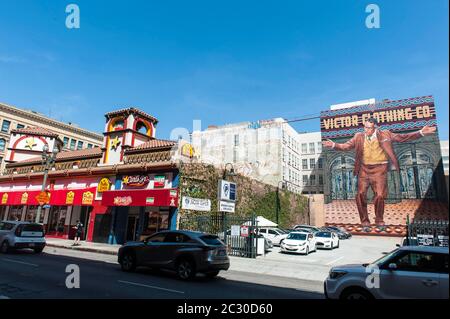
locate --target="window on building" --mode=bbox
[87,143,93,149]
[319,175,324,185]
[1,120,11,133]
[310,175,316,186]
[310,158,316,169]
[63,137,69,148]
[234,134,239,147]
[77,141,83,150]
[233,149,238,163]
[317,141,322,153]
[309,142,315,154]
[303,175,309,186]
[301,143,307,154]
[16,124,25,129]
[318,158,323,169]
[0,139,5,152]
[70,139,76,150]
[302,159,308,170]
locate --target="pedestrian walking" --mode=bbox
[73,220,84,246]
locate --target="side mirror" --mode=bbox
[396,244,401,248]
[388,263,397,270]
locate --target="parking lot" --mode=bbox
[228,235,401,284]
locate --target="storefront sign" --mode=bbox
[66,191,75,205]
[36,191,50,205]
[219,200,235,213]
[153,175,165,188]
[218,180,237,202]
[114,196,133,206]
[181,143,195,158]
[21,192,29,205]
[123,175,150,187]
[101,188,179,207]
[182,196,211,212]
[97,178,112,193]
[82,191,94,205]
[2,193,8,205]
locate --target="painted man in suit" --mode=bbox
[323,118,436,228]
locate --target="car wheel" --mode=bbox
[205,271,220,278]
[120,252,137,272]
[0,241,10,254]
[34,247,44,254]
[177,258,196,280]
[340,288,374,300]
[337,241,340,248]
[305,247,309,255]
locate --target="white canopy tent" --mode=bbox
[243,216,278,227]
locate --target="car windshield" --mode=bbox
[200,235,223,246]
[287,233,307,241]
[315,232,331,238]
[371,249,400,266]
[22,224,44,232]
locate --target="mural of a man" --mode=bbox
[323,118,436,228]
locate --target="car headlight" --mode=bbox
[329,270,347,279]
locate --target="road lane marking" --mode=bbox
[118,280,185,294]
[326,256,344,266]
[2,258,39,267]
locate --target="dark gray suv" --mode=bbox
[118,230,230,280]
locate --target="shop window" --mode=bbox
[8,206,23,221]
[25,206,43,223]
[48,206,68,233]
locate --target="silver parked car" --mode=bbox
[325,246,449,299]
[0,221,46,254]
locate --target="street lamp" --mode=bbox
[223,163,236,179]
[35,144,60,223]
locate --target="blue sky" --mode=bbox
[0,0,448,139]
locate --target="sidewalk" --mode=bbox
[45,238,120,255]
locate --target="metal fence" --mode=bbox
[179,214,258,258]
[407,219,449,247]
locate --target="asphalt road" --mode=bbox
[0,247,324,299]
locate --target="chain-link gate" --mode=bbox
[179,214,258,258]
[406,218,449,247]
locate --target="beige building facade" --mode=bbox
[0,102,103,171]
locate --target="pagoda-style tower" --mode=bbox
[102,108,158,165]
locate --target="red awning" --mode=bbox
[101,188,179,207]
[0,187,97,206]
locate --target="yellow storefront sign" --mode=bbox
[66,191,75,205]
[97,178,111,193]
[82,191,94,205]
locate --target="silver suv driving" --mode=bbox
[0,221,46,254]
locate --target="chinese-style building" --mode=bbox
[0,108,183,244]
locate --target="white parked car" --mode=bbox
[325,246,449,299]
[315,231,339,249]
[259,228,288,246]
[280,232,316,255]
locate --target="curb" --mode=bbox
[46,243,118,256]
